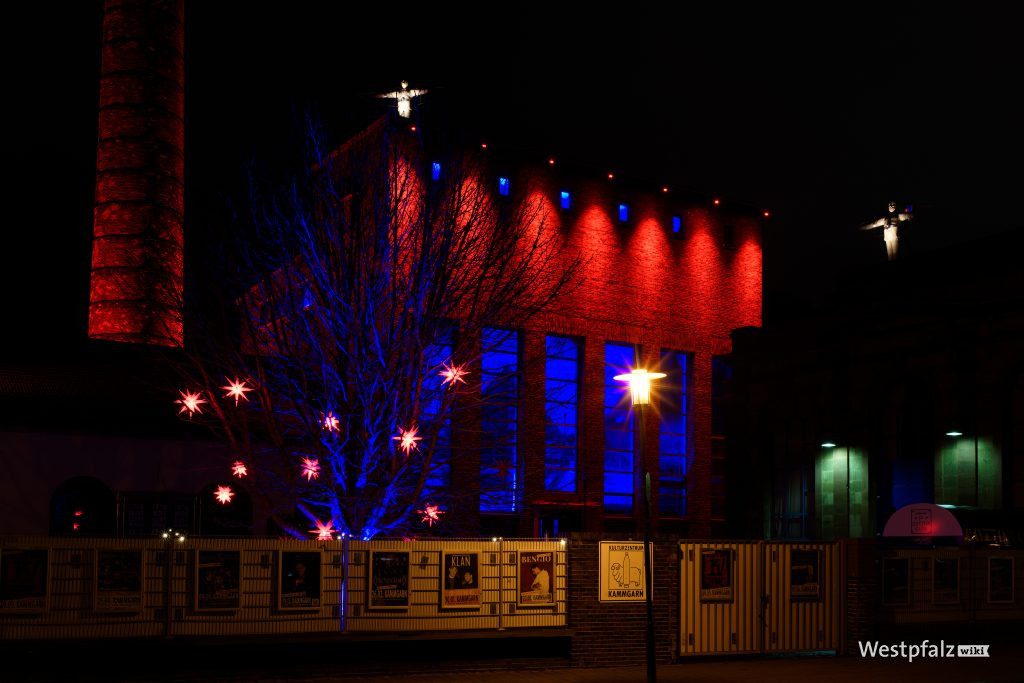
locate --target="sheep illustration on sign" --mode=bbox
[600,541,648,602]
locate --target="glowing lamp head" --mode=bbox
[548,158,556,165]
[607,172,614,180]
[946,431,963,437]
[763,210,770,218]
[612,368,667,406]
[713,198,721,206]
[821,441,837,448]
[662,186,669,193]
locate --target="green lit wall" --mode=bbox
[935,437,1001,508]
[815,447,869,538]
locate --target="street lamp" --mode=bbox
[613,367,665,683]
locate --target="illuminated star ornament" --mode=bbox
[419,503,444,527]
[393,425,422,454]
[301,457,321,481]
[214,486,235,505]
[323,412,340,432]
[495,458,513,480]
[311,519,335,541]
[377,80,428,118]
[231,461,248,478]
[176,390,207,418]
[439,361,468,387]
[861,201,913,261]
[222,378,253,406]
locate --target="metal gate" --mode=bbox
[679,541,841,656]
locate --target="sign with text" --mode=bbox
[441,551,481,609]
[700,548,733,602]
[599,541,648,602]
[517,550,555,607]
[278,551,321,611]
[369,550,409,609]
[0,549,48,613]
[95,550,143,612]
[790,549,820,601]
[195,550,240,611]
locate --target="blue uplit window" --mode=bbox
[604,342,636,513]
[545,336,580,492]
[672,215,682,234]
[432,162,441,181]
[423,324,455,494]
[618,204,629,222]
[498,177,510,197]
[560,190,572,210]
[658,350,690,517]
[481,328,519,511]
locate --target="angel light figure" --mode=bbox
[861,201,912,261]
[377,80,428,118]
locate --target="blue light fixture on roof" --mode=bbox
[618,203,629,222]
[560,190,571,210]
[672,216,681,234]
[432,162,441,181]
[498,176,510,196]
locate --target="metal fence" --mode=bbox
[879,547,1024,626]
[0,535,566,640]
[678,541,841,656]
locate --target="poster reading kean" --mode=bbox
[599,541,648,602]
[441,551,481,609]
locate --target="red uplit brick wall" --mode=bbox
[89,0,184,346]
[509,172,762,537]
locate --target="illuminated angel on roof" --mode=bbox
[861,201,912,261]
[377,80,428,118]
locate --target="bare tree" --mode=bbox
[180,113,581,539]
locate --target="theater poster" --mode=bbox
[700,548,733,602]
[790,549,820,601]
[369,550,409,609]
[440,551,480,609]
[517,550,555,607]
[278,550,321,611]
[195,550,240,611]
[599,541,648,602]
[95,550,143,612]
[0,549,48,613]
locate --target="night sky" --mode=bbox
[6,3,1022,354]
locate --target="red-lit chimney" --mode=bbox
[89,0,184,346]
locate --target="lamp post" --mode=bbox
[613,368,665,683]
[160,528,186,638]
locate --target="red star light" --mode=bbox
[323,412,340,432]
[419,504,443,527]
[176,390,207,417]
[222,378,253,406]
[439,361,468,387]
[495,458,513,480]
[311,519,335,541]
[301,457,321,481]
[393,425,422,454]
[214,486,235,504]
[231,461,248,478]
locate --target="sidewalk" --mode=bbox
[296,646,1024,683]
[5,639,1024,682]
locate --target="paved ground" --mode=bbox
[5,637,1024,682]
